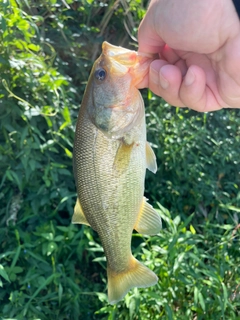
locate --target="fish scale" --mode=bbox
[74,109,145,270]
[72,41,162,304]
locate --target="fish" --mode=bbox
[72,41,162,304]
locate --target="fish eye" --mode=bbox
[95,68,106,81]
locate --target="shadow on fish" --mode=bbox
[72,41,162,304]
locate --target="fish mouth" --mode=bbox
[101,41,154,85]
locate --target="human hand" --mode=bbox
[138,0,240,111]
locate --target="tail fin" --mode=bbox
[107,256,158,304]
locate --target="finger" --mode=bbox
[180,65,223,111]
[148,60,185,107]
[161,45,188,76]
[161,45,181,64]
[138,3,165,53]
[138,23,165,53]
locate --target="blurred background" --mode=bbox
[0,0,239,319]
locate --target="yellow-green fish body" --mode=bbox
[73,42,161,304]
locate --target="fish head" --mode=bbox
[86,41,153,139]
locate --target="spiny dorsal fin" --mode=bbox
[134,197,162,235]
[146,142,157,173]
[72,198,90,226]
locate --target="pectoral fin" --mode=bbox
[113,141,134,173]
[146,142,157,173]
[72,198,90,226]
[134,197,162,235]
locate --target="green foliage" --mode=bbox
[145,98,240,223]
[0,0,240,319]
[96,206,240,319]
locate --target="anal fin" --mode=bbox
[134,197,162,235]
[72,198,90,226]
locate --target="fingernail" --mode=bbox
[184,69,195,86]
[160,71,169,89]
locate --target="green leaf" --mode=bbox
[54,235,64,242]
[222,282,228,310]
[0,13,7,33]
[164,304,173,320]
[10,273,17,281]
[58,283,63,306]
[47,242,58,256]
[28,43,40,51]
[190,224,196,234]
[0,264,10,283]
[220,204,240,212]
[64,147,72,158]
[12,266,23,273]
[198,291,206,311]
[26,273,58,305]
[10,246,21,269]
[41,232,54,240]
[17,20,30,31]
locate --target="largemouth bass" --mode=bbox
[72,41,162,304]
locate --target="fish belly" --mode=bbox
[74,111,146,272]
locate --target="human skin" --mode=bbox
[138,0,240,111]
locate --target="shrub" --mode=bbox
[0,1,239,319]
